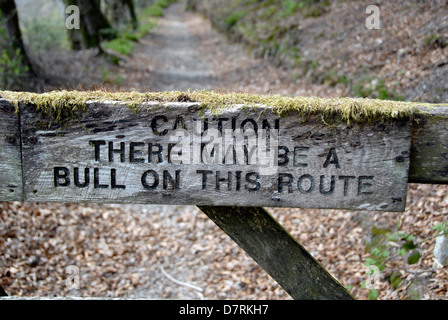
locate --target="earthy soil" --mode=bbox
[1,2,447,300]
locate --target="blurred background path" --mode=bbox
[121,2,216,91]
[117,2,333,97]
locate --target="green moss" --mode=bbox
[134,20,157,39]
[103,37,136,56]
[224,11,246,30]
[423,32,447,49]
[0,89,443,125]
[142,5,164,17]
[103,0,163,57]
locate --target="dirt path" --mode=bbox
[119,2,339,97]
[123,3,215,91]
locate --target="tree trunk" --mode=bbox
[104,0,138,30]
[104,0,122,27]
[64,0,83,50]
[0,0,33,74]
[75,0,115,49]
[123,0,138,30]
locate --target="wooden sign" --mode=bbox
[0,100,23,201]
[19,101,412,211]
[409,106,448,184]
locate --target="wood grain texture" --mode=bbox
[19,101,412,211]
[0,100,22,201]
[199,205,354,300]
[409,106,448,184]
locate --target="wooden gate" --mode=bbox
[1,90,447,299]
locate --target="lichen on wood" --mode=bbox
[0,89,445,125]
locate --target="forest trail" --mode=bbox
[117,2,336,97]
[123,3,216,91]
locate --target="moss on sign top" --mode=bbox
[0,89,442,125]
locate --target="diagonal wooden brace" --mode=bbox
[198,205,354,300]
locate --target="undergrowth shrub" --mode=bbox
[0,11,30,90]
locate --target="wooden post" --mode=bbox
[0,100,23,201]
[409,106,448,184]
[198,206,354,300]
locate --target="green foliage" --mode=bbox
[423,32,447,49]
[307,68,403,101]
[361,222,434,299]
[134,20,157,39]
[303,2,330,18]
[279,0,298,17]
[142,4,165,17]
[350,77,404,101]
[277,0,331,18]
[101,67,123,85]
[225,11,246,30]
[386,231,416,244]
[20,11,69,56]
[122,32,140,42]
[364,226,390,271]
[0,47,29,90]
[136,0,181,19]
[363,226,421,294]
[99,28,119,40]
[368,288,379,300]
[407,250,421,265]
[388,271,402,289]
[156,0,177,8]
[0,11,29,90]
[102,0,169,57]
[432,221,448,236]
[103,37,135,56]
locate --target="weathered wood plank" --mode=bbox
[198,205,353,300]
[0,100,23,201]
[409,106,448,184]
[18,101,412,211]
